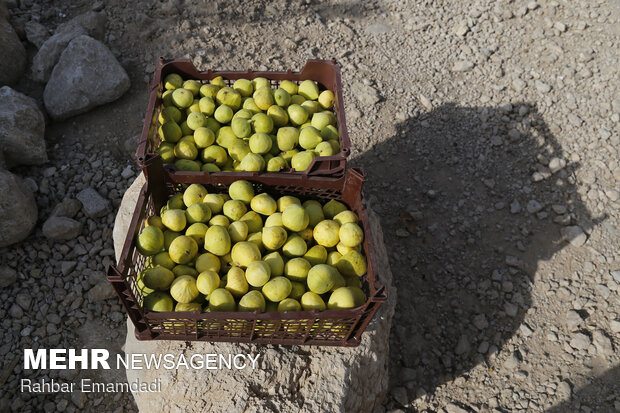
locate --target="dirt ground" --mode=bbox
[1,0,618,412]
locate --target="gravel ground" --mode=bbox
[1,0,618,412]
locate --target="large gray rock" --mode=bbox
[0,18,26,86]
[43,35,130,120]
[0,86,47,168]
[114,174,396,413]
[24,20,50,48]
[31,11,106,82]
[0,169,37,247]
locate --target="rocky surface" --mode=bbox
[0,86,47,168]
[0,15,26,85]
[43,35,130,120]
[0,169,37,247]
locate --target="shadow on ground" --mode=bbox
[352,103,597,402]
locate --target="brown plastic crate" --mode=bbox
[136,58,351,180]
[106,166,386,346]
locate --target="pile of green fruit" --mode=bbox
[155,73,341,173]
[135,181,368,313]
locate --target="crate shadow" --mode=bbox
[352,103,600,399]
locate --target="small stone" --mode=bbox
[505,302,518,317]
[0,266,17,288]
[419,94,432,111]
[61,261,77,276]
[76,187,110,218]
[520,324,534,338]
[565,310,583,330]
[477,341,489,353]
[569,332,591,350]
[365,23,391,34]
[526,200,543,213]
[42,216,82,240]
[552,205,567,214]
[71,391,87,409]
[472,314,488,330]
[547,332,558,341]
[121,166,134,179]
[557,381,572,399]
[9,304,23,318]
[554,22,567,32]
[548,157,566,173]
[595,284,610,299]
[395,229,409,237]
[0,170,38,247]
[452,61,474,72]
[592,330,613,356]
[560,226,587,247]
[535,80,551,93]
[453,23,469,37]
[391,386,408,406]
[610,270,620,284]
[87,282,116,302]
[527,1,539,10]
[512,78,526,91]
[503,351,520,369]
[52,198,83,219]
[610,320,620,334]
[455,335,470,354]
[445,403,469,413]
[510,200,521,214]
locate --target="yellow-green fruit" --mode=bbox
[146,216,164,230]
[183,79,201,96]
[315,141,334,157]
[337,242,360,256]
[323,199,348,219]
[267,156,287,172]
[153,251,175,270]
[238,290,266,312]
[159,105,182,124]
[172,88,194,108]
[163,230,181,250]
[143,291,174,312]
[243,97,261,113]
[251,193,277,215]
[318,89,335,109]
[277,196,301,211]
[137,226,164,256]
[278,298,301,312]
[162,90,174,106]
[200,84,220,98]
[159,121,182,143]
[284,257,311,282]
[162,209,186,232]
[339,223,364,247]
[265,301,278,312]
[307,264,339,294]
[225,267,249,297]
[326,251,342,266]
[313,219,340,247]
[183,184,207,207]
[252,77,270,90]
[345,275,362,289]
[196,270,220,296]
[223,199,247,221]
[216,87,242,110]
[272,87,290,106]
[164,73,183,90]
[298,80,319,100]
[301,100,321,115]
[245,260,271,287]
[262,226,287,250]
[282,234,307,257]
[233,79,254,97]
[214,104,234,123]
[205,117,221,133]
[322,125,339,141]
[333,210,358,225]
[209,214,230,228]
[246,231,264,251]
[291,150,315,172]
[231,241,261,268]
[231,117,252,139]
[240,211,263,233]
[229,180,254,203]
[287,104,309,126]
[304,245,327,266]
[187,100,201,114]
[228,220,249,242]
[290,94,305,105]
[186,202,212,224]
[208,288,236,311]
[180,121,193,136]
[281,149,299,163]
[262,276,292,302]
[216,127,239,149]
[276,127,299,151]
[264,212,283,227]
[143,266,175,290]
[168,193,184,209]
[253,87,274,111]
[280,80,298,95]
[262,251,284,277]
[203,194,225,214]
[327,287,359,309]
[302,200,325,228]
[299,126,322,149]
[288,282,306,301]
[297,228,313,243]
[311,111,332,131]
[187,112,206,130]
[172,265,198,277]
[170,275,200,304]
[168,235,198,264]
[282,204,309,232]
[267,105,288,127]
[156,144,175,163]
[174,159,201,171]
[196,253,221,273]
[251,113,274,134]
[194,127,215,148]
[204,225,231,256]
[300,291,326,311]
[175,302,202,312]
[210,76,226,88]
[185,223,208,245]
[202,145,228,166]
[249,133,272,154]
[174,140,198,160]
[336,250,367,277]
[198,97,216,116]
[239,153,265,172]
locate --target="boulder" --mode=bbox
[0,169,37,247]
[114,174,396,413]
[0,18,26,86]
[24,20,50,48]
[31,11,106,82]
[43,35,130,120]
[0,86,47,168]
